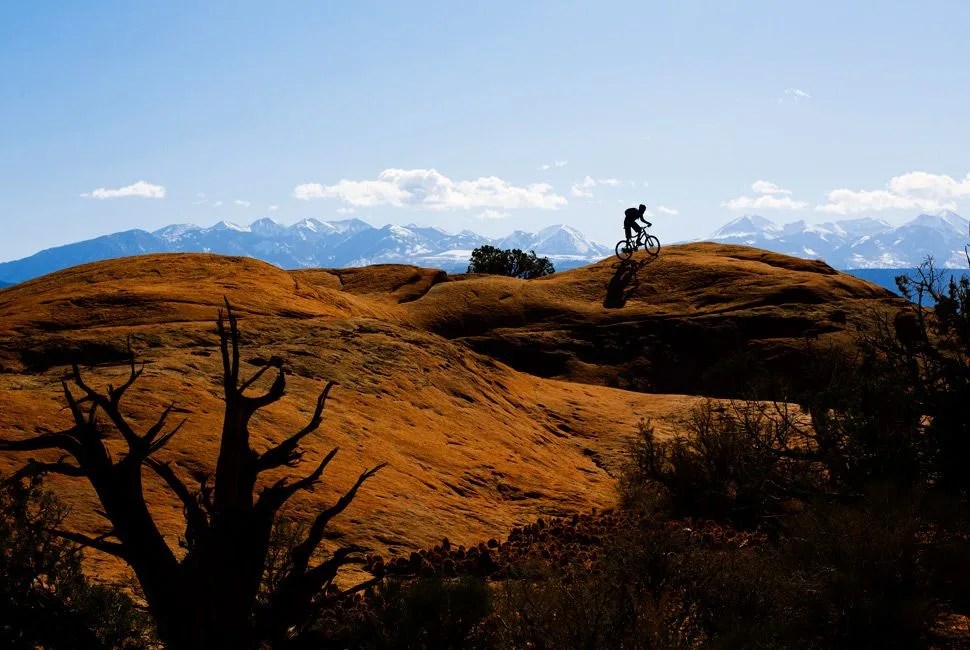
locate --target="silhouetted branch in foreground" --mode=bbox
[0,301,386,649]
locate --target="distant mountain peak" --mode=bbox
[906,210,968,235]
[291,217,328,231]
[208,220,250,232]
[153,223,201,241]
[406,223,449,235]
[250,218,287,235]
[707,211,969,269]
[711,215,780,239]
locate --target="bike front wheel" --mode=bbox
[643,235,661,257]
[615,239,634,261]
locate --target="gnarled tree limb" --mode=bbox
[257,382,336,472]
[52,529,128,560]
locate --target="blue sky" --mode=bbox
[2,1,969,261]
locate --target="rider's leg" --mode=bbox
[624,223,633,241]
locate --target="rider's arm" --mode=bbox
[642,216,653,228]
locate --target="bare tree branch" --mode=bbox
[242,370,286,411]
[143,402,176,446]
[51,529,128,560]
[257,382,336,472]
[14,457,86,479]
[199,473,214,516]
[288,463,387,575]
[239,364,274,393]
[218,309,234,391]
[108,344,144,407]
[147,420,186,457]
[71,362,142,448]
[223,298,241,387]
[146,458,208,545]
[301,546,368,594]
[339,575,383,599]
[257,448,340,517]
[61,381,87,427]
[0,432,82,455]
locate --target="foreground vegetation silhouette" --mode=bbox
[0,303,385,649]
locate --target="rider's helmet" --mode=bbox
[638,204,647,215]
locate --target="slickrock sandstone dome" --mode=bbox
[0,244,903,580]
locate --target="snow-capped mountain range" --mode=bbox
[707,210,970,269]
[0,218,613,285]
[4,210,967,287]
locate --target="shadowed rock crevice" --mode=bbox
[461,312,844,398]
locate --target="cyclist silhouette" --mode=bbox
[623,204,652,242]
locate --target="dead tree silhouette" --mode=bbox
[0,302,386,649]
[604,255,656,308]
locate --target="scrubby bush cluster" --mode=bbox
[467,245,555,279]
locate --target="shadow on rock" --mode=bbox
[604,256,656,309]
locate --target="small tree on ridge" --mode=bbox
[467,245,555,279]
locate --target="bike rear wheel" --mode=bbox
[643,234,661,256]
[615,239,634,261]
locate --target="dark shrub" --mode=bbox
[467,245,554,279]
[310,576,493,649]
[0,475,154,649]
[621,403,818,526]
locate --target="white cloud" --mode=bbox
[234,199,251,207]
[751,180,792,195]
[81,180,166,200]
[571,177,596,198]
[477,209,510,219]
[213,200,223,207]
[779,87,811,103]
[816,171,970,214]
[723,194,808,210]
[268,205,279,212]
[724,180,807,210]
[657,205,679,216]
[537,159,568,171]
[816,190,943,214]
[571,176,622,198]
[887,171,970,200]
[294,168,567,210]
[336,207,356,214]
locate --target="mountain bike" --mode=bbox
[615,229,661,261]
